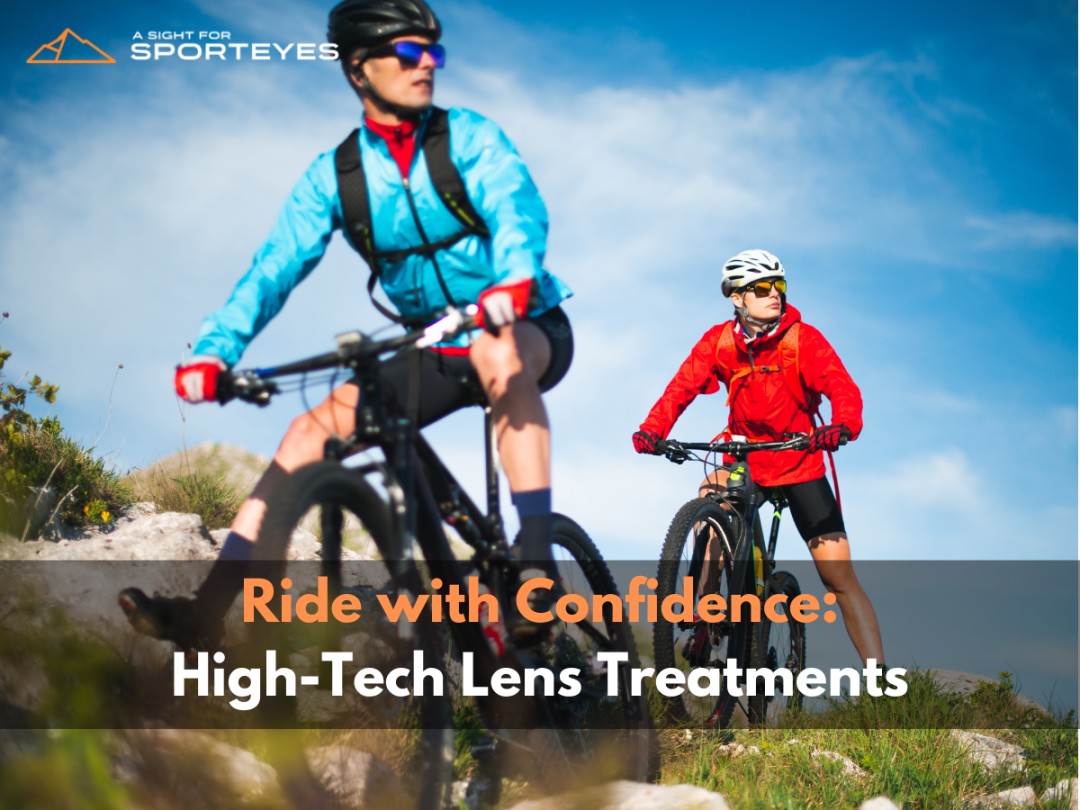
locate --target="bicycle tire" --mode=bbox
[544,513,660,784]
[257,461,453,810]
[652,498,751,730]
[748,570,806,727]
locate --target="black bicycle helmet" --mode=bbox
[328,0,441,59]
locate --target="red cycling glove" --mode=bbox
[475,278,534,335]
[808,424,850,453]
[175,357,226,404]
[632,430,662,455]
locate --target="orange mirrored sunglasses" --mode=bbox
[742,278,787,297]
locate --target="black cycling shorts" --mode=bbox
[778,476,846,541]
[371,306,573,429]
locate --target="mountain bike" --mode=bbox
[219,306,657,808]
[649,435,824,730]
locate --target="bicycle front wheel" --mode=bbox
[257,460,453,810]
[541,513,659,784]
[748,570,806,726]
[652,497,747,730]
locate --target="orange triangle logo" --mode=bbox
[27,28,116,64]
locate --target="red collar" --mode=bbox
[365,117,417,178]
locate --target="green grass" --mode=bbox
[0,416,134,538]
[1,611,1075,810]
[653,671,1077,810]
[792,670,1071,731]
[127,468,245,530]
[0,344,133,538]
[658,725,1076,810]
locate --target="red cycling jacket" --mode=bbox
[638,305,863,486]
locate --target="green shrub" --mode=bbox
[0,346,132,538]
[131,468,244,530]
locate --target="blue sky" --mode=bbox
[2,0,1077,565]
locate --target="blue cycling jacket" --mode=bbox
[192,106,572,365]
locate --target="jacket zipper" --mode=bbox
[403,176,456,309]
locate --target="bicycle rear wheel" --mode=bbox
[652,497,748,730]
[257,460,453,810]
[544,513,659,784]
[748,570,806,726]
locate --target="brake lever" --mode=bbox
[656,441,689,465]
[784,432,811,451]
[224,371,277,407]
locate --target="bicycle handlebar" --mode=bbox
[216,305,479,406]
[656,433,840,464]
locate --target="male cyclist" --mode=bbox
[632,249,884,666]
[120,0,572,648]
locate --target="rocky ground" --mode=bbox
[0,500,1074,809]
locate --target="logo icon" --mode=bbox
[27,28,115,64]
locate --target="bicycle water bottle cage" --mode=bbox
[722,461,754,506]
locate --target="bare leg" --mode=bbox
[807,532,885,665]
[470,321,556,642]
[229,383,360,544]
[119,382,365,640]
[469,321,552,493]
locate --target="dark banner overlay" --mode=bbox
[0,560,1075,730]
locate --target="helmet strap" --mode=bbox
[734,297,784,337]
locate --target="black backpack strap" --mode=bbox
[336,128,409,324]
[333,109,490,326]
[335,129,376,267]
[422,107,490,238]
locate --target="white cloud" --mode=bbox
[964,212,1076,250]
[853,448,984,510]
[188,0,326,43]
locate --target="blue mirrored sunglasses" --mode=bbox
[368,41,446,68]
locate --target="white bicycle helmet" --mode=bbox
[721,249,786,296]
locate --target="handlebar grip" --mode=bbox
[215,372,236,405]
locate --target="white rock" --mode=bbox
[811,749,867,779]
[115,728,279,802]
[859,798,902,810]
[507,780,731,809]
[1040,778,1077,809]
[929,669,1048,716]
[950,731,1026,772]
[306,745,406,809]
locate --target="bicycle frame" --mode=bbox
[661,438,804,676]
[707,461,788,588]
[223,308,641,737]
[225,310,516,687]
[334,369,517,693]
